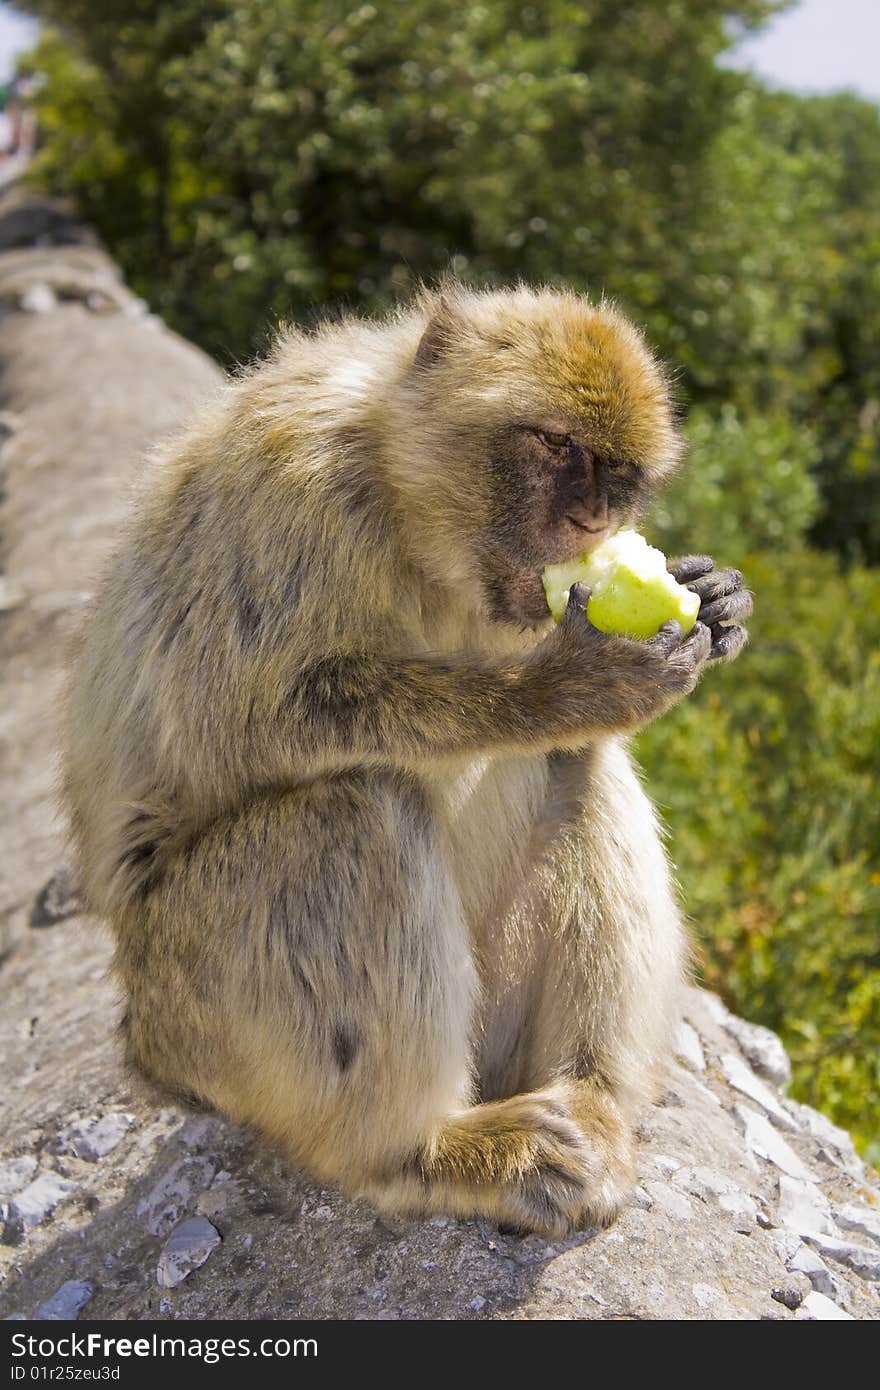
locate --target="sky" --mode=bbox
[723,0,880,99]
[0,1,879,95]
[0,5,35,84]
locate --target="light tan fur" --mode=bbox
[62,282,737,1235]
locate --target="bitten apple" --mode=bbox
[542,530,700,639]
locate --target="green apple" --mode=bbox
[542,530,701,639]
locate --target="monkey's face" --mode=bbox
[481,420,653,625]
[396,286,683,628]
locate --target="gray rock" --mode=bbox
[157,1217,221,1289]
[787,1242,839,1298]
[796,1291,854,1320]
[721,1054,796,1131]
[803,1233,880,1282]
[36,1281,94,1320]
[720,1013,792,1087]
[57,1113,135,1162]
[735,1106,815,1181]
[771,1284,805,1310]
[833,1202,880,1248]
[136,1157,216,1236]
[783,1100,865,1178]
[674,1020,706,1072]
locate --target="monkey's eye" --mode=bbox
[535,430,571,451]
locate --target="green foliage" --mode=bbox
[653,407,821,558]
[15,0,880,1151]
[638,543,880,1154]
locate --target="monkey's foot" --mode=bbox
[365,1083,635,1238]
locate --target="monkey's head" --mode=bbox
[385,283,683,627]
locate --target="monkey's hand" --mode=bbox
[540,582,712,735]
[667,555,751,663]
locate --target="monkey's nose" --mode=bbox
[566,498,608,532]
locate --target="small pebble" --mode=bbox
[157,1216,221,1289]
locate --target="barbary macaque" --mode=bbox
[62,283,750,1233]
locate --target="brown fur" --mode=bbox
[62,282,742,1235]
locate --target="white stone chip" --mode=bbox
[157,1216,221,1289]
[0,1156,39,1200]
[674,1166,757,1232]
[642,1181,695,1221]
[721,1014,791,1087]
[691,1283,725,1310]
[720,1053,796,1131]
[796,1291,854,1320]
[57,1113,135,1162]
[833,1202,880,1248]
[735,1105,815,1182]
[6,1172,75,1229]
[674,1020,706,1072]
[777,1173,837,1239]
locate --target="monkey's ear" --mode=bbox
[414,295,456,369]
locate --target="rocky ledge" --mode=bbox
[1,186,878,1321]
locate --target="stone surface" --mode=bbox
[674,1020,706,1072]
[721,1053,796,1131]
[0,1157,38,1199]
[0,186,878,1322]
[735,1106,815,1182]
[4,1172,75,1232]
[784,1100,865,1179]
[796,1291,854,1320]
[834,1202,880,1248]
[721,1013,793,1087]
[787,1242,838,1298]
[777,1173,836,1239]
[136,1158,218,1237]
[803,1233,880,1282]
[57,1114,135,1163]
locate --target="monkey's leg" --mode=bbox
[116,773,612,1236]
[489,738,688,1218]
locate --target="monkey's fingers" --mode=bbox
[678,621,712,669]
[645,620,684,656]
[667,554,714,583]
[686,566,745,603]
[561,581,592,624]
[708,624,748,663]
[699,587,753,628]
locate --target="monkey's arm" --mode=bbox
[271,603,710,769]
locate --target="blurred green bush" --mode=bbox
[16,0,880,1156]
